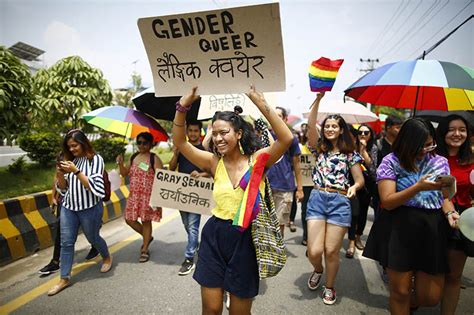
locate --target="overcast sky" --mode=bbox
[1,0,473,116]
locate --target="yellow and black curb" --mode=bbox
[0,186,129,267]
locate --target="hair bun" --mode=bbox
[234,106,243,115]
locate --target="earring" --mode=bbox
[239,140,245,155]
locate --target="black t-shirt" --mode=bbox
[177,143,205,174]
[377,138,392,167]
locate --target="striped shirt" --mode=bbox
[62,154,105,211]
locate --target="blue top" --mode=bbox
[178,143,205,174]
[377,153,449,209]
[267,134,301,191]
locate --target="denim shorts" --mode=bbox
[306,189,352,227]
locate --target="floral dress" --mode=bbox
[125,162,162,222]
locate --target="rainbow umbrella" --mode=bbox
[82,106,168,142]
[344,60,474,114]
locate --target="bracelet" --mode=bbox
[176,101,190,113]
[173,121,185,127]
[445,210,457,217]
[74,170,81,175]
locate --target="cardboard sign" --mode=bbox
[138,3,285,96]
[150,169,214,215]
[299,154,315,187]
[197,92,279,120]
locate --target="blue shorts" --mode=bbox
[306,189,352,227]
[193,216,259,299]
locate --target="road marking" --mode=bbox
[0,210,180,314]
[358,254,389,296]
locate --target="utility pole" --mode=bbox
[359,58,379,73]
[357,58,380,111]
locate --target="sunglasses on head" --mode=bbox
[358,130,370,136]
[137,140,150,145]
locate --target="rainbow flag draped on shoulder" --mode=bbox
[309,57,344,92]
[233,153,270,231]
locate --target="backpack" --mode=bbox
[103,170,111,201]
[130,152,156,172]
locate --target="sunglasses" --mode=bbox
[358,130,370,136]
[137,140,150,145]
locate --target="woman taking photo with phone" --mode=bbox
[172,85,293,315]
[48,129,112,296]
[363,118,458,314]
[436,114,474,314]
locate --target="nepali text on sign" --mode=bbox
[138,3,285,96]
[150,169,214,215]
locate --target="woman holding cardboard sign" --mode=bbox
[172,85,292,314]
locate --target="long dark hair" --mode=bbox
[62,129,95,161]
[392,118,436,172]
[318,114,355,154]
[357,124,375,151]
[209,106,261,156]
[436,114,473,165]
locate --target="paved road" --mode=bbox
[0,146,29,167]
[0,209,473,314]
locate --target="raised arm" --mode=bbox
[307,92,325,149]
[246,85,293,168]
[172,87,215,174]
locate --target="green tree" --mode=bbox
[0,46,33,143]
[113,71,143,108]
[33,56,113,131]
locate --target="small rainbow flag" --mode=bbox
[309,57,344,92]
[233,153,270,231]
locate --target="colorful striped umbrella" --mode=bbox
[82,106,168,142]
[309,57,344,92]
[344,60,474,113]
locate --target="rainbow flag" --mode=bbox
[233,153,270,231]
[309,57,344,92]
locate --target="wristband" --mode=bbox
[176,101,191,113]
[74,170,81,175]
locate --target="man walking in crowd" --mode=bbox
[267,106,304,237]
[169,120,209,276]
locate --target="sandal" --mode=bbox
[345,248,355,259]
[139,251,150,263]
[289,222,297,233]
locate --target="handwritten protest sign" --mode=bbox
[150,169,214,215]
[299,154,315,187]
[138,3,285,96]
[197,92,279,120]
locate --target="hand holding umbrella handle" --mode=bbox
[178,86,199,110]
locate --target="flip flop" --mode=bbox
[139,251,150,263]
